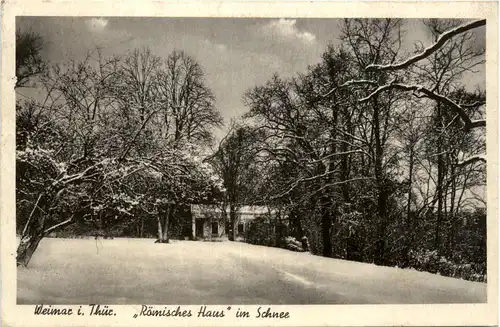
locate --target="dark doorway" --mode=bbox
[211,222,219,235]
[195,219,204,238]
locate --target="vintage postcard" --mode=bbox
[1,1,498,326]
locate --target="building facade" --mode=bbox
[190,205,274,240]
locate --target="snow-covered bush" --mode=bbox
[244,218,275,246]
[283,236,306,252]
[408,249,486,282]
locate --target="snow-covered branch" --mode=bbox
[119,108,162,161]
[308,149,370,165]
[55,164,100,187]
[306,177,374,200]
[358,82,485,131]
[460,101,485,108]
[365,19,486,72]
[43,215,75,235]
[456,155,486,167]
[322,79,378,97]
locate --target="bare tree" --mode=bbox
[209,122,261,241]
[356,19,486,133]
[340,18,405,264]
[155,50,223,145]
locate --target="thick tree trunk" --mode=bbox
[221,203,229,237]
[294,216,304,240]
[140,216,144,238]
[17,231,44,267]
[447,164,457,255]
[435,173,443,252]
[161,221,169,242]
[228,204,236,241]
[341,116,352,203]
[156,215,163,241]
[372,96,388,266]
[403,147,415,266]
[321,102,338,259]
[321,196,333,258]
[17,214,76,266]
[275,209,282,246]
[288,207,303,239]
[16,194,48,266]
[156,205,170,243]
[406,149,414,225]
[17,207,76,266]
[159,205,171,243]
[187,205,194,240]
[374,190,389,265]
[435,116,444,253]
[321,212,333,257]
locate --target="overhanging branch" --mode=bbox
[456,155,486,167]
[358,82,485,131]
[43,215,76,235]
[365,19,486,72]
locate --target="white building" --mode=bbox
[190,205,275,240]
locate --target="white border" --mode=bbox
[1,1,498,326]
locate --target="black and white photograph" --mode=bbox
[1,1,498,326]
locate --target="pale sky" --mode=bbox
[17,17,485,139]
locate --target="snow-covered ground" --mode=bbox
[17,237,486,304]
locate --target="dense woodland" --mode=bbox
[16,19,486,281]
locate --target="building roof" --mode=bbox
[239,206,275,215]
[190,205,276,215]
